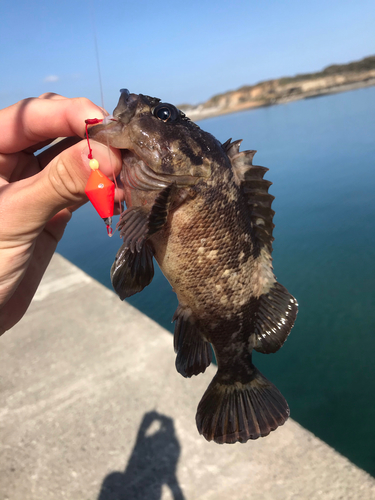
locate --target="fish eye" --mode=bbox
[153,103,179,122]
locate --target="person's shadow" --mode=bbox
[97,411,186,500]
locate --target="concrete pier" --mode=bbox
[1,254,374,500]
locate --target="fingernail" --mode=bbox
[85,106,106,120]
[98,106,109,117]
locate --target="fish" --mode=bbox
[88,89,298,444]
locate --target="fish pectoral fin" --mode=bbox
[253,282,298,354]
[172,305,212,378]
[117,206,149,253]
[110,242,154,300]
[196,363,289,444]
[117,183,177,253]
[111,183,176,300]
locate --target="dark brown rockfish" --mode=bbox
[88,89,298,444]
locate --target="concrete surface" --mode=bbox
[0,253,374,500]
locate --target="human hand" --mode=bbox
[0,94,123,335]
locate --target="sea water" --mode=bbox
[58,86,375,475]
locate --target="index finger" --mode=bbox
[0,95,106,154]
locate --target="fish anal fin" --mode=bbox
[117,183,177,253]
[254,282,298,354]
[173,305,212,378]
[110,242,154,300]
[196,365,289,444]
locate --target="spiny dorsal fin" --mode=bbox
[225,139,275,254]
[221,138,232,151]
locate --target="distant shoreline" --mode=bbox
[179,55,375,122]
[191,78,375,121]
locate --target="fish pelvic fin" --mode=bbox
[196,365,289,444]
[173,305,212,378]
[110,242,154,300]
[253,282,298,354]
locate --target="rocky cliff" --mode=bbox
[180,55,375,121]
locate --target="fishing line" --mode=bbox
[91,13,105,113]
[85,12,175,415]
[86,1,123,234]
[90,6,123,215]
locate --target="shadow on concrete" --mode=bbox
[97,411,186,500]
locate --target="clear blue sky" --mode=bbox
[1,0,374,112]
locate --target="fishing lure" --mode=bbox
[84,118,115,236]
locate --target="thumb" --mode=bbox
[45,139,122,216]
[4,140,122,239]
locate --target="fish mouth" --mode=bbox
[88,119,198,191]
[121,149,200,191]
[87,89,204,190]
[86,115,123,143]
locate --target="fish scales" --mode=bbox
[155,176,253,316]
[88,90,298,444]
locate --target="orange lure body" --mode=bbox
[84,119,115,235]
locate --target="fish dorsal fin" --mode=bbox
[221,138,232,151]
[226,139,275,254]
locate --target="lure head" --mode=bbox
[87,90,228,180]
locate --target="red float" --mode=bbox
[84,119,115,235]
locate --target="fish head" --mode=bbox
[88,90,227,183]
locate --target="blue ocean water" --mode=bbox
[58,86,375,475]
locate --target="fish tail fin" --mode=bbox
[196,365,289,444]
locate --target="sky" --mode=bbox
[1,0,374,113]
